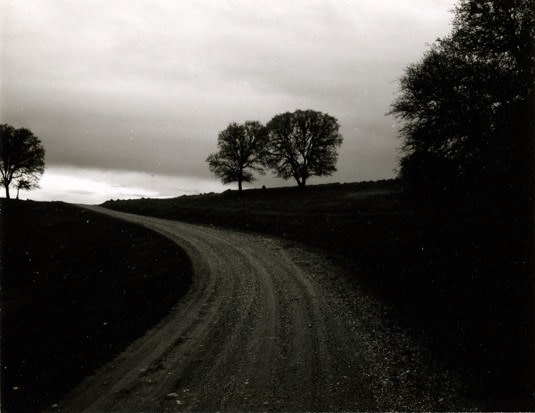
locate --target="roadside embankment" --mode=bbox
[1,200,193,412]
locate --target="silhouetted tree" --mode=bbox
[265,110,342,187]
[0,124,45,199]
[207,121,268,192]
[15,177,39,200]
[389,0,534,193]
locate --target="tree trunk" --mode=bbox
[16,187,20,200]
[5,184,10,199]
[238,180,242,192]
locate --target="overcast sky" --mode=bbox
[1,0,456,203]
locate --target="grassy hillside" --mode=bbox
[1,200,192,412]
[103,180,534,410]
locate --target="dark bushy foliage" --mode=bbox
[207,121,268,192]
[390,0,535,195]
[265,110,342,187]
[0,124,45,199]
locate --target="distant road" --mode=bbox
[57,206,470,412]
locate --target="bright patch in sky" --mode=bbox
[29,166,226,204]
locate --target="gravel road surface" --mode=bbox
[56,206,474,412]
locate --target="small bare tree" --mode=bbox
[15,177,40,200]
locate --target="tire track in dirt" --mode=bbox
[55,206,475,412]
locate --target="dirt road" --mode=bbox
[57,206,472,412]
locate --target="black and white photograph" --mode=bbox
[1,0,533,411]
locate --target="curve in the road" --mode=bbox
[56,206,473,412]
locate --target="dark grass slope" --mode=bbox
[103,180,534,410]
[0,200,192,412]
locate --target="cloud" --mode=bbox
[1,0,456,201]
